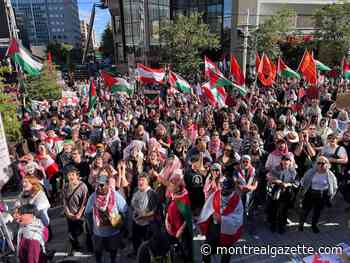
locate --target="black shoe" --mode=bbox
[270,225,276,233]
[312,225,320,233]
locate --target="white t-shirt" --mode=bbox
[321,145,347,159]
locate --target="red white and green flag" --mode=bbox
[168,71,192,94]
[136,63,165,84]
[205,56,224,78]
[101,70,133,96]
[205,57,247,96]
[342,57,350,79]
[315,59,331,72]
[6,38,43,77]
[88,79,97,113]
[277,56,300,79]
[201,82,227,109]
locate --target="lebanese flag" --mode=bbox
[342,57,350,79]
[197,190,244,247]
[205,56,224,78]
[258,54,276,86]
[201,82,227,109]
[277,57,300,79]
[136,63,165,84]
[36,155,59,180]
[298,50,317,85]
[230,55,245,86]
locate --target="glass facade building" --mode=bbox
[11,0,81,46]
[170,0,233,43]
[111,0,170,64]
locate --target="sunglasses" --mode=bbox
[317,162,326,165]
[242,160,249,163]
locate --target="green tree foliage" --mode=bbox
[160,13,220,75]
[253,8,297,59]
[313,2,350,65]
[0,68,21,142]
[26,62,61,101]
[47,42,80,70]
[100,25,114,60]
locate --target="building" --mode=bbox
[0,0,17,58]
[80,20,97,50]
[101,0,170,66]
[11,0,81,47]
[102,0,334,67]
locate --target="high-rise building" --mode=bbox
[101,0,170,65]
[11,0,81,47]
[80,20,97,50]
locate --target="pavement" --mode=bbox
[2,194,350,263]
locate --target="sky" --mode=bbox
[78,0,110,45]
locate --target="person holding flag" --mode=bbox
[197,176,243,263]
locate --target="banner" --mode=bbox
[0,114,11,190]
[61,90,79,106]
[31,100,49,112]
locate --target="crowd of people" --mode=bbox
[5,71,350,263]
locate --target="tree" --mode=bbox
[253,8,297,59]
[0,67,21,142]
[100,25,114,60]
[160,13,220,75]
[313,2,350,65]
[26,62,61,101]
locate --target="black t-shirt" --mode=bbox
[184,169,205,210]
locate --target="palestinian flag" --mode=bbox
[277,57,300,79]
[6,38,43,77]
[88,79,97,113]
[201,82,227,109]
[342,57,350,79]
[168,71,192,93]
[144,89,160,106]
[230,55,245,86]
[197,190,243,247]
[315,59,331,72]
[101,70,133,96]
[205,56,223,78]
[298,50,317,85]
[136,63,165,84]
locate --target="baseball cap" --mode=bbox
[242,155,251,161]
